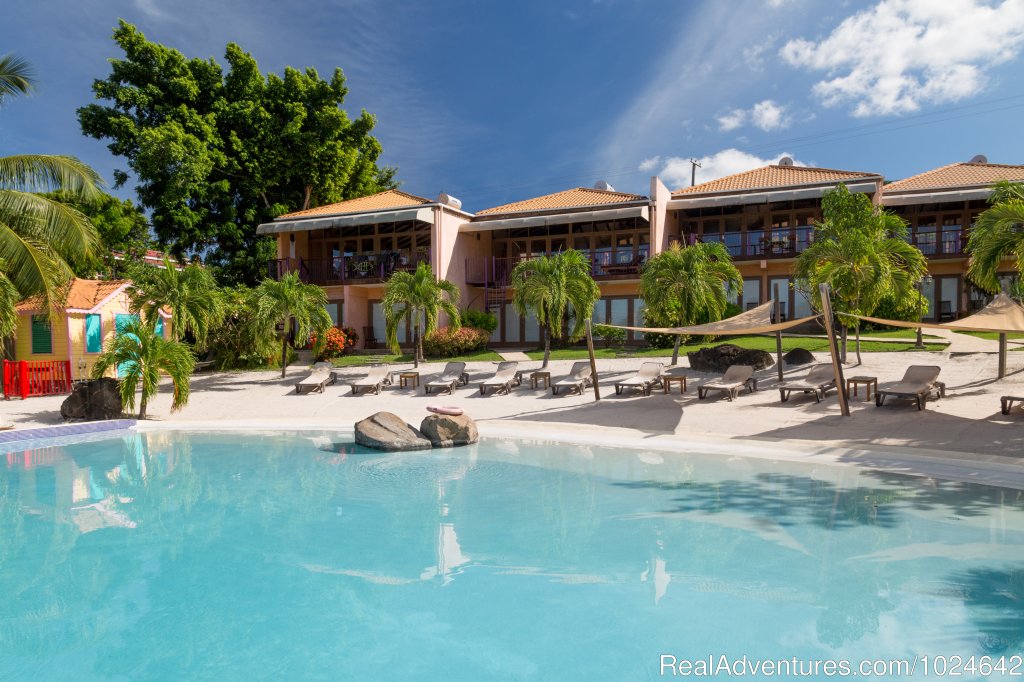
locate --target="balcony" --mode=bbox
[269,250,430,285]
[465,247,649,286]
[911,229,966,258]
[693,226,815,260]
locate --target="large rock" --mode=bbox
[355,412,432,452]
[783,347,816,366]
[420,414,479,448]
[687,343,775,373]
[60,378,123,421]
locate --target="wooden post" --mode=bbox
[819,284,851,417]
[773,284,784,382]
[584,319,601,401]
[999,332,1008,379]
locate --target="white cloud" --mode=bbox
[717,108,747,131]
[781,0,1024,116]
[655,149,805,190]
[750,100,789,130]
[637,156,661,172]
[717,100,790,132]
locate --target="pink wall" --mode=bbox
[650,176,671,253]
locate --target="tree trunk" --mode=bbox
[412,311,421,368]
[671,334,681,366]
[840,325,848,364]
[138,391,148,420]
[854,323,863,366]
[302,185,313,211]
[280,334,288,379]
[541,324,551,369]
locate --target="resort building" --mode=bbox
[257,158,1024,348]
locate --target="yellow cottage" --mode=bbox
[8,279,171,393]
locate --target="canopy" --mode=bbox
[612,300,821,336]
[855,294,1024,333]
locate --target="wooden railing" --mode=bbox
[465,247,650,286]
[269,250,430,285]
[2,360,73,399]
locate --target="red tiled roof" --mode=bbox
[16,279,130,313]
[882,162,1024,193]
[475,187,646,217]
[673,165,880,195]
[277,189,432,219]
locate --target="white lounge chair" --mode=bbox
[1002,395,1024,415]
[296,362,336,395]
[778,364,836,403]
[697,365,755,401]
[875,365,945,411]
[552,361,594,396]
[478,361,520,395]
[615,362,664,396]
[425,362,469,395]
[349,365,393,395]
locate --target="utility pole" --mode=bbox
[690,158,701,187]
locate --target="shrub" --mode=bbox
[423,326,490,357]
[862,292,927,331]
[461,308,498,334]
[593,324,627,348]
[311,327,356,360]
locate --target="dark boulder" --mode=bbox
[783,347,816,366]
[60,378,124,421]
[355,412,432,452]
[420,414,478,448]
[687,343,775,373]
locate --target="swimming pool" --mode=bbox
[1,429,1023,679]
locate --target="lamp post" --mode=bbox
[915,274,934,349]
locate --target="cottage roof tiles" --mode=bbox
[16,279,130,313]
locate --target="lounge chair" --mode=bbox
[478,361,520,395]
[615,362,664,396]
[552,361,594,396]
[424,362,469,395]
[1000,395,1024,415]
[296,362,336,395]
[697,365,755,401]
[349,365,393,395]
[875,365,945,410]
[778,364,837,403]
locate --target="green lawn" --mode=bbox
[526,335,945,361]
[331,349,504,366]
[955,331,1024,340]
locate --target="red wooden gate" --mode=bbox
[2,360,73,399]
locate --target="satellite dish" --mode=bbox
[968,154,988,164]
[778,156,794,167]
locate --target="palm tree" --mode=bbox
[252,272,332,378]
[129,255,224,351]
[966,180,1024,293]
[510,250,601,369]
[382,262,460,367]
[0,54,103,316]
[0,265,17,338]
[795,184,927,364]
[92,318,195,419]
[639,241,742,366]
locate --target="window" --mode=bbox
[85,314,102,353]
[31,315,52,354]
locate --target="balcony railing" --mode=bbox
[910,229,966,257]
[465,247,649,285]
[692,226,816,260]
[269,250,430,285]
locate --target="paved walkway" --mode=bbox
[497,350,532,361]
[928,328,1002,353]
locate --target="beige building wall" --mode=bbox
[650,176,671,253]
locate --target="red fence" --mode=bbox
[2,360,73,399]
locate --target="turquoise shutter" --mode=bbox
[86,314,102,352]
[155,316,165,338]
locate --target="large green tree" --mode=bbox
[795,184,927,364]
[383,263,460,367]
[92,318,196,419]
[0,55,102,320]
[967,180,1024,293]
[639,241,742,366]
[78,21,397,285]
[510,250,601,369]
[46,190,152,278]
[252,272,332,378]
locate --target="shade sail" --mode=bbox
[611,300,821,336]
[855,294,1024,333]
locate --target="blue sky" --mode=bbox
[4,0,1024,212]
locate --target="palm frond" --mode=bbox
[0,155,104,203]
[0,54,34,102]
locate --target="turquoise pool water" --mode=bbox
[1,430,1023,680]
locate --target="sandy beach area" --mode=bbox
[5,350,1024,484]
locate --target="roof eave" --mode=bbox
[473,198,650,221]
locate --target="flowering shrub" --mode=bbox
[423,326,490,357]
[311,327,357,360]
